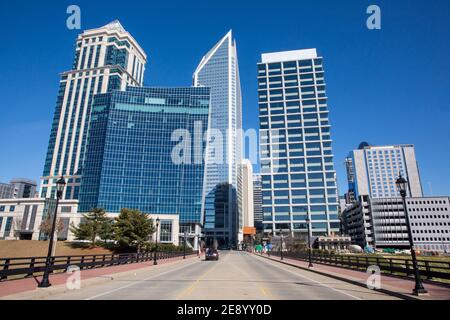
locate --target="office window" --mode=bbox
[4,217,13,236]
[160,220,172,242]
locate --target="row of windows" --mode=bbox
[263,222,340,231]
[408,200,448,205]
[410,207,449,212]
[411,214,450,220]
[414,237,450,242]
[412,228,449,233]
[0,206,15,212]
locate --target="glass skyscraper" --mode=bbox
[41,21,147,200]
[257,49,340,236]
[78,86,211,229]
[193,31,243,246]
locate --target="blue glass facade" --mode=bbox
[40,21,147,200]
[258,51,340,235]
[78,86,210,224]
[193,31,243,246]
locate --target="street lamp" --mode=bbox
[396,174,427,295]
[38,176,66,288]
[153,217,160,265]
[183,230,187,259]
[306,217,313,268]
[196,233,201,258]
[279,229,284,261]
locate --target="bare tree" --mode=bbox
[39,216,65,238]
[13,218,22,240]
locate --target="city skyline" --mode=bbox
[0,0,449,198]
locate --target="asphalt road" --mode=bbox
[27,251,400,300]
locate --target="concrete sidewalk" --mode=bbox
[0,253,200,299]
[254,253,450,300]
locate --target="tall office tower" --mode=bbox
[252,175,263,232]
[238,159,254,231]
[345,142,423,200]
[78,87,211,242]
[40,21,147,200]
[193,31,243,246]
[258,49,340,236]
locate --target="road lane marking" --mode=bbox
[85,260,200,300]
[254,255,362,300]
[260,286,276,300]
[176,251,230,300]
[239,252,278,300]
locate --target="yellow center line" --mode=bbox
[175,253,225,300]
[241,252,278,300]
[259,286,277,300]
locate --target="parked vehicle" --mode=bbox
[205,248,219,261]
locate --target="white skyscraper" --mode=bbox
[345,143,423,200]
[239,159,254,229]
[193,31,243,246]
[258,49,341,236]
[40,21,147,200]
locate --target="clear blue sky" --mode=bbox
[0,0,449,196]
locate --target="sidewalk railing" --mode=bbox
[0,251,195,281]
[265,251,450,284]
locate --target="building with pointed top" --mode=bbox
[193,31,243,247]
[40,21,147,200]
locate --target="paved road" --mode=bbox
[22,251,400,300]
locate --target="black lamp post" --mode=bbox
[38,176,66,288]
[183,230,187,259]
[396,174,427,295]
[306,217,313,268]
[279,229,284,261]
[197,233,201,257]
[153,217,160,265]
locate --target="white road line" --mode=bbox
[85,260,200,300]
[255,255,362,300]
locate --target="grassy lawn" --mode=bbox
[0,240,112,259]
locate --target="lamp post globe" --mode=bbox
[395,174,408,197]
[56,176,66,197]
[38,176,65,288]
[395,174,427,295]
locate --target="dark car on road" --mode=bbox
[205,248,219,261]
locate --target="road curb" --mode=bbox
[253,253,420,301]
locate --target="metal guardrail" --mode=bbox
[267,251,450,283]
[0,251,195,281]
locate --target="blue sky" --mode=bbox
[0,0,449,196]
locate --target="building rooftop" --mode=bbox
[261,49,317,63]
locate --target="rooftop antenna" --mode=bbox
[428,182,433,196]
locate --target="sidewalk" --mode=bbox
[255,253,450,300]
[0,253,200,298]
